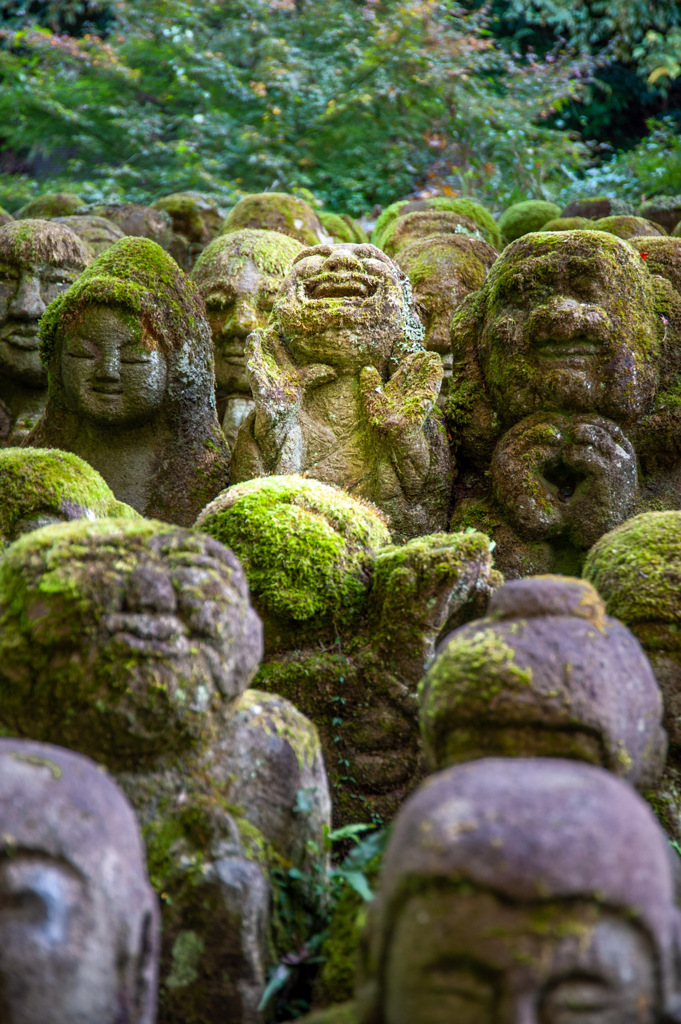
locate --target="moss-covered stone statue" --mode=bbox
[319,210,368,244]
[396,234,498,400]
[151,191,225,271]
[496,199,561,243]
[448,229,678,577]
[541,216,589,231]
[372,197,500,251]
[192,228,303,446]
[0,517,331,1024]
[0,446,138,548]
[355,758,681,1024]
[54,213,126,254]
[231,242,452,540]
[628,234,681,294]
[591,214,666,239]
[196,475,500,825]
[419,574,666,787]
[221,192,331,247]
[0,737,160,1024]
[28,236,230,526]
[17,191,86,219]
[561,195,634,219]
[583,511,681,841]
[0,218,92,445]
[85,201,176,255]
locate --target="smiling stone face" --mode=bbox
[0,519,263,769]
[474,231,661,424]
[275,242,408,370]
[61,305,168,429]
[0,220,92,389]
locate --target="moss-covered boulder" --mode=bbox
[419,574,665,788]
[497,199,561,243]
[561,196,634,219]
[30,236,230,525]
[0,218,93,446]
[319,210,368,244]
[0,446,138,548]
[191,228,303,445]
[373,197,500,250]
[196,475,391,645]
[638,195,681,234]
[541,216,589,231]
[198,481,501,825]
[53,213,125,254]
[592,214,666,239]
[0,515,331,1024]
[221,192,329,246]
[231,241,452,540]
[17,191,85,219]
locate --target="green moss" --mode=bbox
[192,227,302,285]
[373,196,500,250]
[541,217,589,231]
[497,200,561,244]
[398,233,496,291]
[151,191,223,243]
[0,447,139,548]
[379,210,486,257]
[39,235,206,363]
[220,192,325,246]
[0,218,92,270]
[319,211,359,243]
[591,215,666,239]
[195,475,390,626]
[233,689,321,773]
[583,511,681,627]
[17,192,85,219]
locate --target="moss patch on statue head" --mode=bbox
[497,200,561,244]
[0,219,93,271]
[195,475,391,628]
[220,192,327,246]
[192,228,303,287]
[39,236,207,361]
[592,215,666,240]
[17,193,85,219]
[373,197,500,250]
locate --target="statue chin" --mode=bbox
[0,342,47,389]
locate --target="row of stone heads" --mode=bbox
[1,444,681,1021]
[4,190,681,564]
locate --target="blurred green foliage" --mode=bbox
[0,0,680,214]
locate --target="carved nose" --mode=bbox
[95,344,121,382]
[226,301,259,337]
[531,297,608,343]
[323,250,363,273]
[8,273,45,320]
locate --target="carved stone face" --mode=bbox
[476,232,660,424]
[275,243,406,371]
[385,891,656,1024]
[0,261,80,387]
[202,257,280,394]
[61,305,168,428]
[0,739,158,1024]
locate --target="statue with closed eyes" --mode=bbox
[27,236,230,526]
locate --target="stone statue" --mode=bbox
[372,197,501,251]
[396,234,498,401]
[28,236,229,526]
[0,517,330,1024]
[152,191,225,270]
[192,228,303,446]
[231,242,452,540]
[196,474,500,825]
[0,446,138,549]
[419,574,666,787]
[0,737,159,1024]
[448,229,676,576]
[17,191,86,219]
[54,214,126,255]
[357,758,681,1024]
[220,192,331,246]
[0,219,92,445]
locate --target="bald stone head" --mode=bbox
[358,758,681,1024]
[0,738,159,1024]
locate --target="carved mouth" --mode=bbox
[91,386,123,395]
[535,336,600,360]
[304,273,378,300]
[1,326,40,350]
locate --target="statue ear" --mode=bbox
[132,908,159,1024]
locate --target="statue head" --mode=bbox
[273,242,423,373]
[0,518,263,769]
[397,234,497,356]
[358,758,681,1024]
[0,447,138,549]
[373,197,501,251]
[195,474,390,646]
[152,191,224,247]
[53,215,126,256]
[0,737,159,1024]
[220,192,329,247]
[584,511,681,749]
[192,228,303,396]
[419,575,666,787]
[592,215,666,240]
[0,219,92,389]
[452,231,665,428]
[87,203,174,250]
[16,192,86,219]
